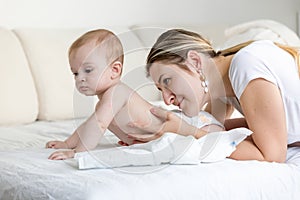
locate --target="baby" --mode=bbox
[46,29,224,160]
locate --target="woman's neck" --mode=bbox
[212,55,235,97]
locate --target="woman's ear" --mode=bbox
[110,61,123,79]
[186,50,202,73]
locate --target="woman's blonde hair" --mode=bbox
[218,40,300,77]
[69,29,124,65]
[147,28,300,77]
[146,29,217,76]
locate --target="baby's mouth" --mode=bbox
[79,86,89,91]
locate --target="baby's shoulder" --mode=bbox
[102,82,137,106]
[102,82,133,98]
[95,83,133,112]
[114,82,136,97]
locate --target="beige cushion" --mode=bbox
[0,28,38,125]
[116,29,161,101]
[14,28,95,120]
[14,27,159,121]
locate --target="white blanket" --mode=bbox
[1,119,300,200]
[75,128,252,169]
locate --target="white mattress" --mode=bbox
[0,119,300,200]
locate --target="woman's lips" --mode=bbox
[177,99,183,109]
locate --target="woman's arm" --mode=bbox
[205,99,249,130]
[127,107,212,142]
[204,99,234,123]
[224,118,248,130]
[236,78,287,162]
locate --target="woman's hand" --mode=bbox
[127,107,193,143]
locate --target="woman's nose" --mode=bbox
[162,89,175,105]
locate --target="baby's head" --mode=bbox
[69,29,124,66]
[68,29,124,96]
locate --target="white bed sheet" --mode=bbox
[0,119,300,200]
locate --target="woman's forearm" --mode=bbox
[224,118,248,130]
[229,139,265,161]
[177,123,208,139]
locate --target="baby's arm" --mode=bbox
[46,130,79,149]
[48,88,126,160]
[48,113,106,160]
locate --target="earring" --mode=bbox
[199,70,209,93]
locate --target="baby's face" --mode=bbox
[70,42,111,96]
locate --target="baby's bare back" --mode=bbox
[108,85,163,145]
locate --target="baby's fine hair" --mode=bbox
[69,29,124,65]
[146,29,217,76]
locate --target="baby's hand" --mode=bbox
[48,150,75,160]
[46,141,68,149]
[118,141,129,146]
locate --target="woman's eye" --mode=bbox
[163,78,171,86]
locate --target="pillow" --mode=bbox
[75,128,252,169]
[220,19,300,50]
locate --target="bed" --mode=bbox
[1,19,300,200]
[0,118,300,200]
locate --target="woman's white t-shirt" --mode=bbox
[228,40,300,144]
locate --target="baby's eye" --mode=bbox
[73,72,78,76]
[85,68,92,73]
[163,78,171,86]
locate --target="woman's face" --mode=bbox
[149,62,207,117]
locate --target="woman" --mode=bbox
[128,29,300,163]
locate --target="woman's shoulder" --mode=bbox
[228,40,279,99]
[231,40,275,66]
[234,40,276,57]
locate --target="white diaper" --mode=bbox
[172,109,224,129]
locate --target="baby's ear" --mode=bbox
[110,61,122,79]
